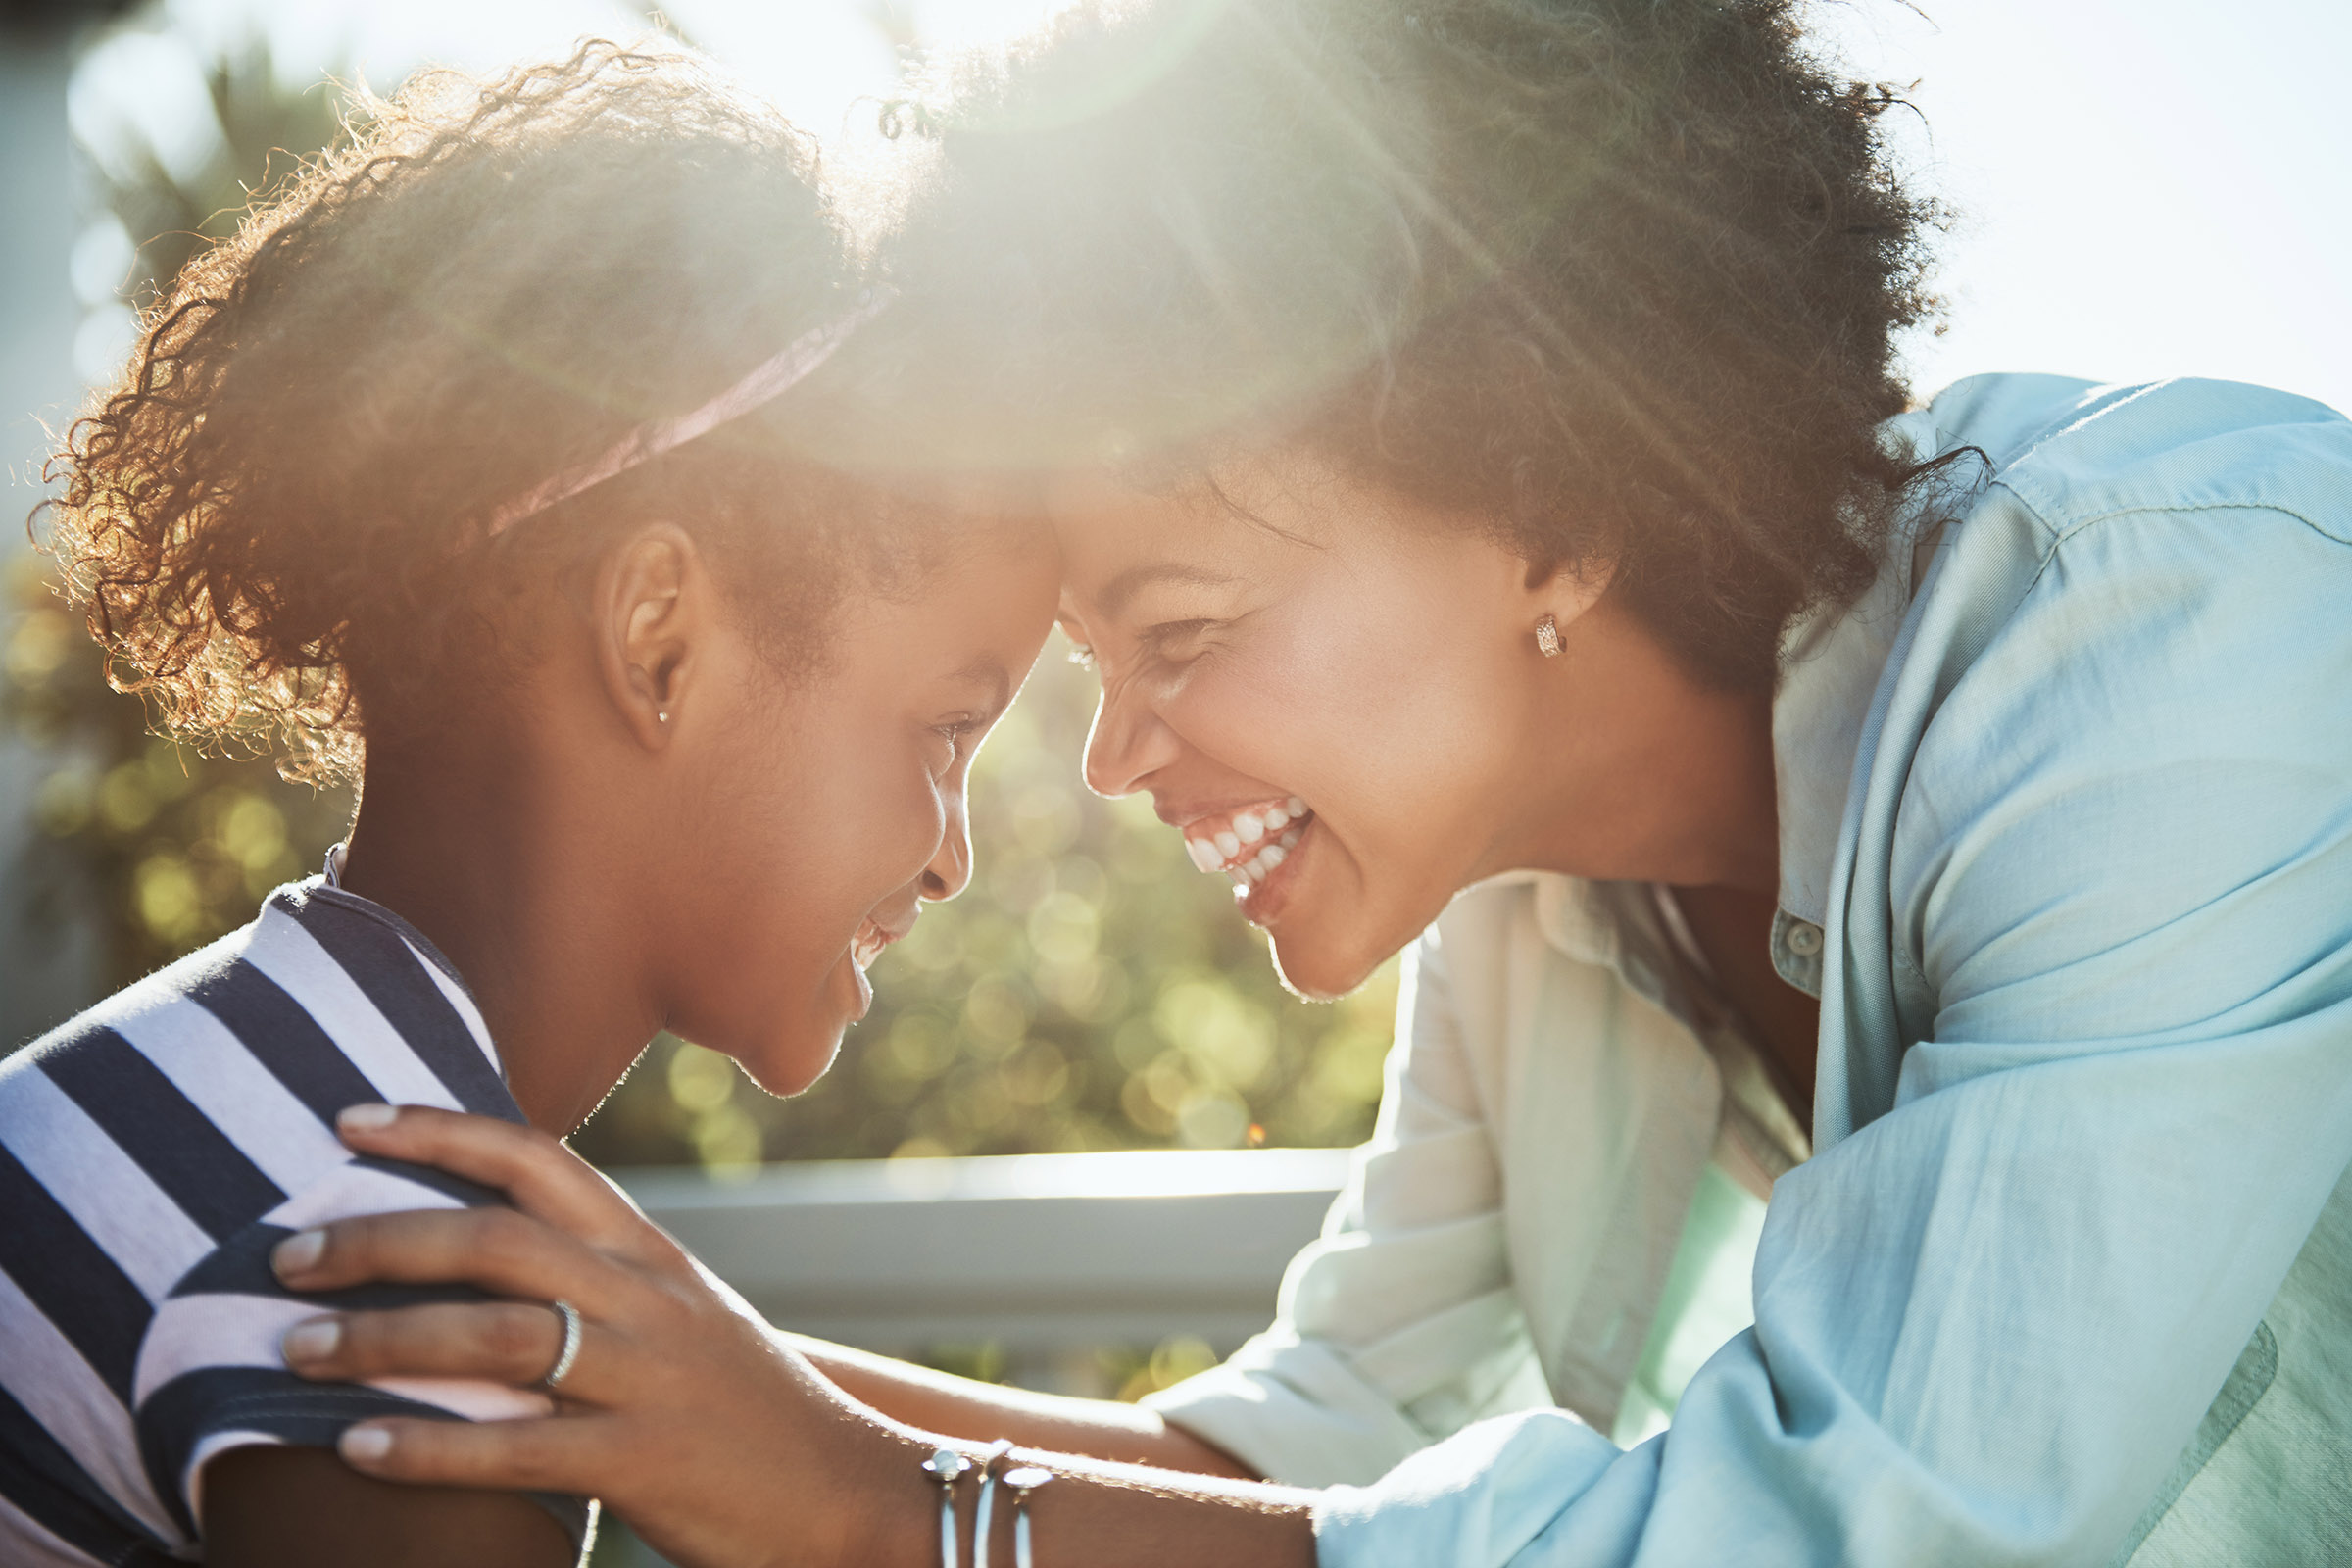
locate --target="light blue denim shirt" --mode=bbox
[1315,374,2352,1565]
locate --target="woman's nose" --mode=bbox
[1082,680,1181,799]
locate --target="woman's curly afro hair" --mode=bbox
[41,40,888,781]
[892,0,1945,687]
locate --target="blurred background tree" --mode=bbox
[6,23,358,1000]
[4,1,1396,1171]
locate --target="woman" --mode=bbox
[1,42,1054,1568]
[267,0,2352,1563]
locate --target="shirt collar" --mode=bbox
[1770,410,1944,927]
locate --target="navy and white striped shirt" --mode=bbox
[0,876,590,1565]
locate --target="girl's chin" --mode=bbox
[735,1028,843,1099]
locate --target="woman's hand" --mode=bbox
[270,1104,925,1568]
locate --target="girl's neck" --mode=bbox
[335,735,662,1133]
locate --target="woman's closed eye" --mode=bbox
[1139,618,1220,662]
[1059,618,1221,682]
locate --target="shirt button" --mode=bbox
[1785,920,1824,957]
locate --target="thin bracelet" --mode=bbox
[921,1449,972,1568]
[1003,1467,1053,1568]
[971,1440,1015,1568]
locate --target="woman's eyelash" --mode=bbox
[1142,619,1215,651]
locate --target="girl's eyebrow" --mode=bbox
[1096,563,1236,617]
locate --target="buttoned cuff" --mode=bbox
[1143,1328,1435,1489]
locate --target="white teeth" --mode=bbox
[1186,804,1310,879]
[1226,838,1291,890]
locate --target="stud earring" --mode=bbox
[1535,613,1562,659]
[657,710,669,724]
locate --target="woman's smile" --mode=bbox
[1177,796,1313,897]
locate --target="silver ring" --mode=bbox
[540,1299,582,1390]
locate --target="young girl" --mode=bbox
[0,41,1054,1568]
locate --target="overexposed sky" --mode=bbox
[68,0,2352,411]
[1816,0,2352,412]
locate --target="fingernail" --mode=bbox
[340,1425,393,1463]
[282,1319,340,1363]
[339,1102,399,1133]
[272,1229,325,1277]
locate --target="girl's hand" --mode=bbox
[270,1104,925,1568]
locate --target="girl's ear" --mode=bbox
[591,523,707,749]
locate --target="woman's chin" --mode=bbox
[1265,925,1390,1003]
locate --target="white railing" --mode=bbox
[617,1147,1350,1361]
[599,1150,1348,1565]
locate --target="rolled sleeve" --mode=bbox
[1150,928,1554,1486]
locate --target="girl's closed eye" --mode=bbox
[930,717,976,764]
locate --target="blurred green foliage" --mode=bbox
[4,552,356,990]
[9,16,1395,1163]
[7,24,355,998]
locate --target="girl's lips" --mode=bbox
[846,913,912,1021]
[847,956,874,1020]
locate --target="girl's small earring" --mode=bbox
[1535,613,1562,659]
[657,710,670,724]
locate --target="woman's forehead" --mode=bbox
[1049,457,1440,606]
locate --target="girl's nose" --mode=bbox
[919,794,973,902]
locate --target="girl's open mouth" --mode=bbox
[846,912,914,1020]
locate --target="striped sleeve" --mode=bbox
[133,1157,586,1544]
[0,878,592,1562]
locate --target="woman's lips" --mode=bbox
[1235,813,1312,925]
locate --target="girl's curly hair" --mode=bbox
[892,0,1945,687]
[41,40,888,780]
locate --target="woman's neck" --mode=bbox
[1514,599,1784,896]
[335,736,662,1133]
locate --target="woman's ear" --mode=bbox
[1521,555,1615,635]
[590,523,708,749]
